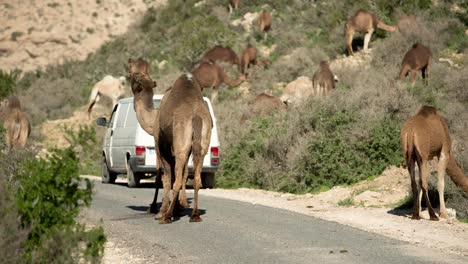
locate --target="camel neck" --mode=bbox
[134,94,156,136]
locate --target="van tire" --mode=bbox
[202,173,216,189]
[127,160,140,188]
[102,156,117,184]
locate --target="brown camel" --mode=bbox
[191,60,246,102]
[399,43,432,86]
[345,9,397,55]
[241,93,287,123]
[127,59,191,214]
[201,45,240,72]
[258,9,272,32]
[401,106,468,221]
[229,0,240,14]
[0,96,31,150]
[312,61,338,96]
[87,75,126,117]
[131,72,213,224]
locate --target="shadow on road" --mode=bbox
[126,199,206,223]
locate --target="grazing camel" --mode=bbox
[229,0,240,14]
[240,43,257,75]
[401,106,468,221]
[241,93,287,123]
[399,43,432,86]
[201,45,241,72]
[258,9,272,32]
[312,61,339,96]
[191,60,246,102]
[87,75,126,117]
[0,96,31,150]
[345,9,397,55]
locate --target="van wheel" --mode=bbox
[202,173,216,189]
[127,160,140,188]
[102,156,117,184]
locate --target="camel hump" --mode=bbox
[417,105,438,116]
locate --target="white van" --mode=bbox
[96,95,220,188]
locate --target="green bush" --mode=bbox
[65,125,102,175]
[14,147,105,262]
[0,70,19,99]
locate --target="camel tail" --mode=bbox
[446,154,468,192]
[12,122,21,145]
[377,21,397,32]
[192,115,203,158]
[401,129,414,166]
[87,86,100,115]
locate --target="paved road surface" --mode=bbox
[82,177,467,264]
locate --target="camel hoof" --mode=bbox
[430,215,439,221]
[159,217,172,224]
[155,212,163,220]
[179,200,190,209]
[190,215,202,223]
[411,215,421,220]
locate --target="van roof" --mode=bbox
[118,95,211,104]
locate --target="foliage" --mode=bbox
[0,70,19,99]
[64,125,101,175]
[12,147,105,262]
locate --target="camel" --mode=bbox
[0,96,31,151]
[240,43,257,74]
[201,45,240,72]
[280,76,313,104]
[312,61,339,96]
[258,9,272,33]
[191,60,246,103]
[400,106,468,221]
[345,9,397,55]
[399,43,432,86]
[130,71,212,224]
[241,93,287,123]
[87,75,126,117]
[229,0,240,14]
[128,57,150,75]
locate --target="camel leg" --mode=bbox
[409,161,421,220]
[437,153,449,219]
[399,65,410,81]
[211,88,219,103]
[363,30,374,52]
[411,70,417,87]
[179,162,190,208]
[228,5,233,15]
[346,29,354,55]
[160,155,187,224]
[155,159,172,220]
[190,155,203,222]
[148,172,161,214]
[420,160,439,221]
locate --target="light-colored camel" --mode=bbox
[87,75,126,117]
[229,0,240,14]
[345,9,397,55]
[201,45,241,72]
[312,61,339,96]
[401,106,468,221]
[191,60,246,102]
[399,43,432,86]
[280,76,313,103]
[241,93,287,123]
[0,96,31,150]
[131,72,212,224]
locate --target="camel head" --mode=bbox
[127,58,150,78]
[129,72,157,96]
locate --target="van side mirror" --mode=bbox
[96,117,107,126]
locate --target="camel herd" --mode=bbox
[1,4,466,224]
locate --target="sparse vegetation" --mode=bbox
[9,0,468,218]
[338,197,356,207]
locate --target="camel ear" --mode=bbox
[152,81,157,88]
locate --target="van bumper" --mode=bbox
[128,156,219,174]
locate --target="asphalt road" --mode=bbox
[82,177,467,264]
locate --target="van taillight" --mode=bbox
[136,146,146,156]
[211,147,219,166]
[211,147,219,157]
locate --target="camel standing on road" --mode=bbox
[191,60,246,102]
[345,9,397,55]
[201,45,241,72]
[312,61,338,96]
[399,43,432,86]
[131,72,212,224]
[0,96,31,150]
[87,75,126,117]
[401,106,468,220]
